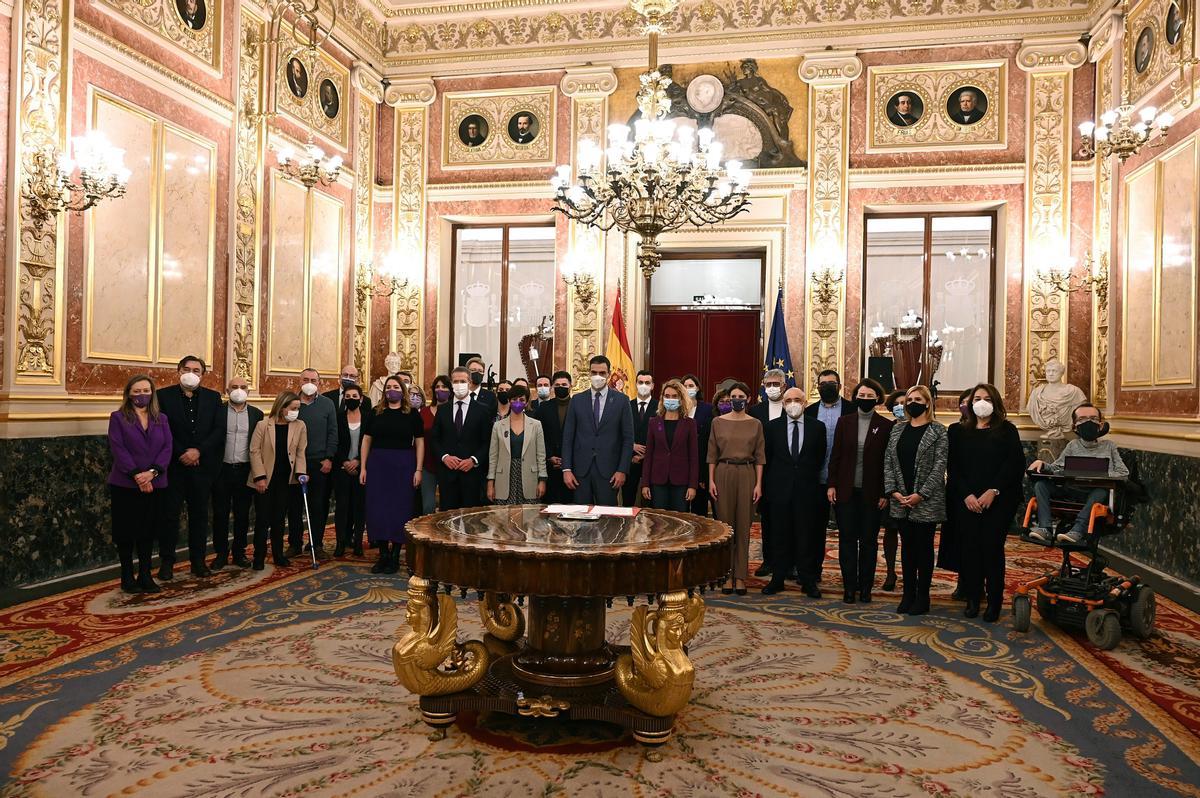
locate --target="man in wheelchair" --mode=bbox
[1026,403,1128,545]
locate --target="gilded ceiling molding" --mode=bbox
[799,52,860,399]
[386,79,435,384]
[1017,37,1086,401]
[562,66,616,384]
[352,62,383,375]
[9,0,71,387]
[231,8,267,388]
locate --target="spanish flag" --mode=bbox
[604,288,637,398]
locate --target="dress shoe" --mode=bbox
[950,588,965,601]
[314,547,331,561]
[735,588,748,596]
[882,574,897,592]
[138,579,162,594]
[803,584,822,600]
[333,543,346,557]
[190,564,211,578]
[896,597,913,614]
[286,544,303,558]
[982,604,1002,623]
[210,556,227,571]
[371,555,389,574]
[352,543,364,557]
[273,556,291,567]
[761,580,786,595]
[964,600,980,618]
[233,556,252,568]
[721,586,734,595]
[859,592,872,604]
[754,563,772,577]
[908,598,930,616]
[120,581,142,595]
[842,591,856,604]
[157,565,174,581]
[252,560,265,571]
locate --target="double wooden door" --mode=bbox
[647,310,761,396]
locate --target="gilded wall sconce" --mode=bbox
[23,132,130,228]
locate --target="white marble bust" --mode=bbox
[1028,359,1088,439]
[369,352,404,405]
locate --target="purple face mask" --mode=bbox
[131,394,152,408]
[385,389,404,403]
[717,400,733,415]
[434,388,450,403]
[409,394,424,409]
[509,400,526,414]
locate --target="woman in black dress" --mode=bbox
[360,376,424,574]
[948,383,1025,622]
[333,384,371,557]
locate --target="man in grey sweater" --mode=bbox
[288,368,338,557]
[1027,402,1128,545]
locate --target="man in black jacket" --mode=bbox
[804,369,854,584]
[210,375,262,570]
[623,370,658,507]
[433,366,493,510]
[320,363,372,543]
[749,369,787,576]
[763,387,827,596]
[156,355,225,578]
[536,370,574,504]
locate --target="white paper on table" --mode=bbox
[543,504,592,514]
[589,505,638,517]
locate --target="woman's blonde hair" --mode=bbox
[657,378,693,417]
[270,391,300,421]
[904,384,936,421]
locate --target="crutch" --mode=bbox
[297,475,320,570]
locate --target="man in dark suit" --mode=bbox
[762,387,826,596]
[949,89,983,125]
[537,370,574,503]
[211,375,262,570]
[749,368,787,576]
[804,368,855,584]
[322,363,373,412]
[623,370,658,506]
[887,93,920,127]
[465,356,496,414]
[530,374,552,416]
[157,355,225,578]
[562,355,635,505]
[433,366,493,510]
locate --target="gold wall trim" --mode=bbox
[392,104,429,385]
[93,0,222,73]
[1093,47,1114,407]
[352,65,379,375]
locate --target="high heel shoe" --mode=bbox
[882,573,897,592]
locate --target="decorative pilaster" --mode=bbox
[561,67,616,385]
[8,0,72,387]
[352,63,383,377]
[385,79,435,386]
[230,8,266,387]
[1017,38,1087,399]
[799,52,861,398]
[1088,13,1120,409]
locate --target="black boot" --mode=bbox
[371,542,390,574]
[352,530,364,557]
[334,527,347,558]
[383,544,401,574]
[964,599,980,618]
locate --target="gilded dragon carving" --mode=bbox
[393,577,489,697]
[616,591,704,717]
[479,591,526,642]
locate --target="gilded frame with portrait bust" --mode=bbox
[95,0,222,72]
[442,87,556,170]
[866,60,1007,153]
[274,46,350,150]
[1126,0,1194,103]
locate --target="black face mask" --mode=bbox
[344,398,361,411]
[730,398,747,412]
[818,383,841,403]
[855,398,878,414]
[906,401,928,418]
[1075,419,1107,441]
[496,391,510,404]
[470,372,483,386]
[554,385,570,399]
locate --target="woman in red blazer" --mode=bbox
[640,379,699,512]
[826,378,894,604]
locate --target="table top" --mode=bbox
[405,506,733,597]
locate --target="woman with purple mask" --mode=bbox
[487,384,547,505]
[359,375,425,574]
[417,376,447,514]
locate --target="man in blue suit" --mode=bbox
[561,355,635,505]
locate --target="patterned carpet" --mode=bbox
[2,531,1200,797]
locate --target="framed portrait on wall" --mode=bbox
[97,0,222,71]
[442,87,556,169]
[286,58,309,99]
[319,79,340,119]
[866,61,1006,152]
[174,0,206,30]
[274,47,350,148]
[1134,25,1155,73]
[885,91,925,127]
[946,85,988,125]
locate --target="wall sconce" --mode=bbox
[1038,252,1108,301]
[357,251,413,300]
[24,131,131,228]
[810,263,844,308]
[562,254,598,312]
[277,139,342,190]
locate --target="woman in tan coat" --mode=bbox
[249,392,308,569]
[488,384,547,504]
[707,381,765,595]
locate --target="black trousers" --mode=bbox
[334,468,366,547]
[808,487,832,582]
[835,490,883,594]
[254,476,289,563]
[899,520,937,604]
[544,464,573,504]
[288,458,328,548]
[769,492,821,585]
[111,485,162,585]
[438,463,485,511]
[573,468,618,505]
[956,505,1008,610]
[758,500,773,567]
[212,462,252,560]
[162,464,215,568]
[649,484,689,512]
[622,461,644,507]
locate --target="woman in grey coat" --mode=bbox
[883,384,948,616]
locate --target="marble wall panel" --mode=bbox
[377,105,395,186]
[369,198,394,386]
[157,127,216,364]
[785,188,807,368]
[1121,166,1157,386]
[1066,179,1094,392]
[0,13,10,392]
[267,174,308,373]
[88,97,157,362]
[1156,140,1197,386]
[309,191,345,375]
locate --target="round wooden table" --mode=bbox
[393,505,732,752]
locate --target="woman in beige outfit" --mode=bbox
[707,381,765,594]
[487,384,547,503]
[248,392,308,569]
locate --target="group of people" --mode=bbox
[108,353,1125,622]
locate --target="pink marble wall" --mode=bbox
[849,44,1026,169]
[785,188,807,383]
[65,52,232,394]
[376,104,394,187]
[1071,60,1096,167]
[0,13,9,392]
[1066,179,1094,393]
[426,71,570,185]
[368,198,394,386]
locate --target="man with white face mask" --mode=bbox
[156,355,225,578]
[623,370,658,507]
[749,368,788,576]
[432,365,492,510]
[561,355,635,504]
[369,352,404,406]
[288,368,337,557]
[211,376,263,569]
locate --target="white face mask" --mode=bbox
[973,399,994,419]
[590,374,608,391]
[764,385,782,401]
[452,382,470,399]
[180,372,201,390]
[284,409,300,422]
[229,388,248,405]
[636,383,652,398]
[537,386,551,400]
[784,403,804,419]
[300,382,318,396]
[686,387,698,399]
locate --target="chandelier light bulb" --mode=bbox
[1100,110,1118,126]
[1157,112,1174,129]
[1139,105,1158,123]
[1078,120,1095,137]
[697,127,715,147]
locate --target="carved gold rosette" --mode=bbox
[231,9,266,387]
[393,576,489,697]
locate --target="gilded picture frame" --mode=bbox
[274,47,351,150]
[866,61,1007,153]
[95,0,222,72]
[1127,0,1194,102]
[442,87,556,170]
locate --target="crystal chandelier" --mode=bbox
[550,1,751,278]
[1079,104,1173,162]
[277,136,342,190]
[24,130,131,227]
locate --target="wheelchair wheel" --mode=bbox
[1086,609,1122,650]
[1035,589,1055,620]
[1012,595,1031,633]
[1129,587,1156,640]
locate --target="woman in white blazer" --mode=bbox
[487,384,547,504]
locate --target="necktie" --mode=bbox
[594,392,602,425]
[639,401,646,418]
[455,401,464,433]
[791,420,800,459]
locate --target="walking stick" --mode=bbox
[297,475,320,570]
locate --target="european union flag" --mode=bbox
[763,287,796,388]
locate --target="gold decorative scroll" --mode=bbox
[232,8,266,387]
[1018,38,1085,399]
[96,0,221,71]
[866,60,1006,152]
[1092,45,1115,407]
[1125,0,1194,104]
[352,64,383,377]
[12,0,72,385]
[274,46,351,149]
[800,53,860,399]
[441,87,556,169]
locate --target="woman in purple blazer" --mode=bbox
[108,375,172,594]
[639,379,699,512]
